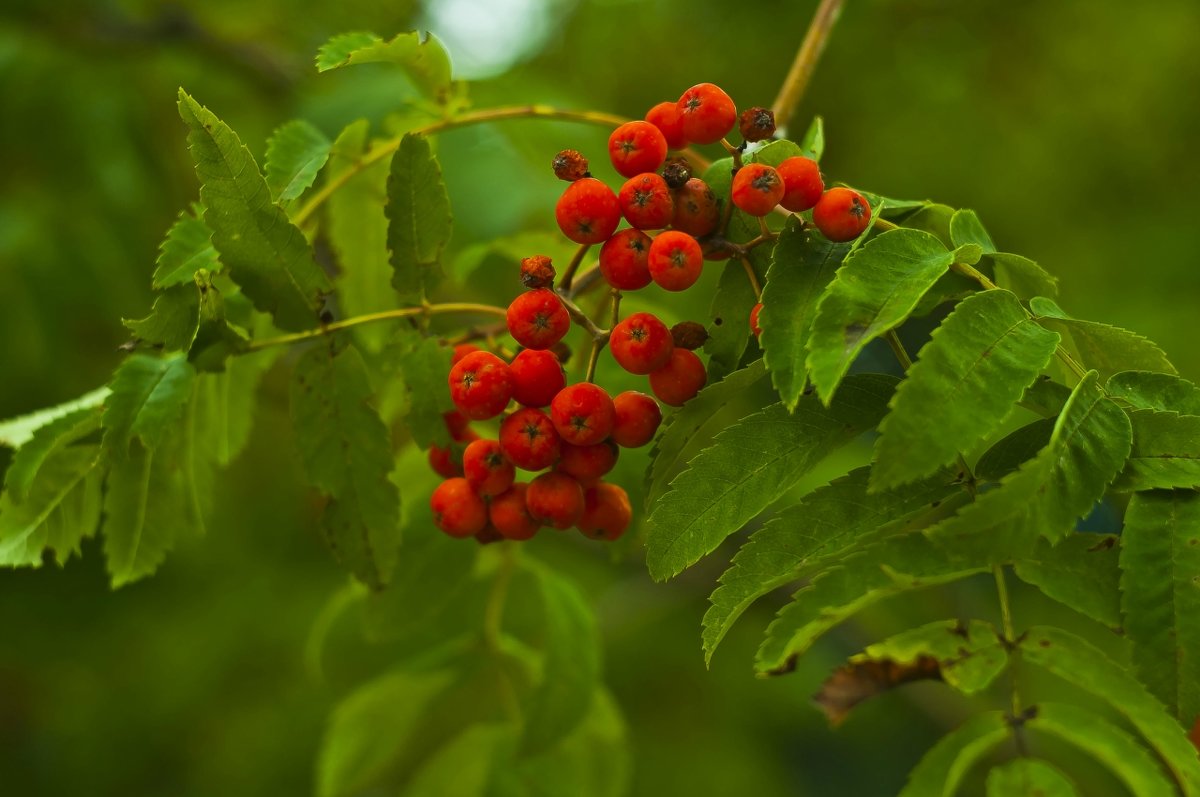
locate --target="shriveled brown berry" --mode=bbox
[739,107,776,142]
[670,321,709,350]
[553,149,589,181]
[520,255,556,289]
[661,158,692,190]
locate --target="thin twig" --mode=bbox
[771,0,847,134]
[245,302,506,351]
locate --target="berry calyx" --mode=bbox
[608,121,668,179]
[507,288,570,350]
[670,320,708,350]
[812,187,872,242]
[599,229,653,291]
[648,231,704,292]
[509,349,566,408]
[430,478,488,538]
[557,440,618,487]
[609,311,674,374]
[462,438,516,497]
[489,483,540,541]
[499,407,561,471]
[555,177,621,244]
[552,149,589,182]
[731,163,785,217]
[618,173,674,230]
[776,156,824,212]
[677,83,737,145]
[577,482,632,541]
[670,178,719,237]
[611,391,662,448]
[739,106,776,143]
[550,382,616,446]
[520,255,556,289]
[449,351,514,420]
[750,302,763,337]
[645,101,688,150]
[649,348,708,406]
[526,471,585,530]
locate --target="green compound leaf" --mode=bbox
[1014,534,1121,629]
[985,759,1078,797]
[190,347,276,468]
[102,354,197,458]
[388,329,455,449]
[1115,410,1200,491]
[1108,371,1200,415]
[386,133,451,302]
[985,252,1058,300]
[702,466,959,664]
[315,31,456,104]
[807,228,981,403]
[949,209,996,253]
[927,371,1131,559]
[3,406,101,503]
[898,711,1010,797]
[291,342,400,590]
[1120,490,1200,725]
[1026,702,1176,797]
[645,373,897,582]
[1030,296,1176,381]
[123,283,200,351]
[756,533,990,675]
[0,444,101,568]
[152,204,221,289]
[1020,626,1200,796]
[814,620,1006,725]
[265,119,332,203]
[759,218,850,410]
[872,289,1060,491]
[0,388,111,451]
[974,418,1055,482]
[178,90,331,331]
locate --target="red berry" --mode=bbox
[776,156,824,212]
[451,343,480,365]
[520,255,556,289]
[645,101,688,150]
[499,407,561,471]
[611,391,662,448]
[526,471,585,530]
[555,177,621,245]
[507,288,570,350]
[577,482,633,541]
[731,163,785,217]
[812,187,872,242]
[509,349,566,408]
[609,312,674,374]
[671,178,719,237]
[442,410,472,439]
[648,231,704,292]
[608,121,668,178]
[428,443,462,479]
[449,351,513,420]
[550,383,616,446]
[618,173,674,230]
[676,83,737,145]
[462,438,515,497]
[649,348,708,406]
[599,229,653,291]
[750,302,763,337]
[489,483,540,541]
[431,478,487,538]
[557,440,619,487]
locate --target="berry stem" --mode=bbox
[565,263,605,299]
[244,302,507,351]
[720,138,744,169]
[771,0,846,134]
[739,255,763,301]
[556,291,608,342]
[584,290,621,383]
[558,243,592,292]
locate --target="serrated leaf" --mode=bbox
[985,252,1058,300]
[1026,703,1176,797]
[749,138,803,167]
[265,119,332,203]
[123,283,200,351]
[1031,297,1176,381]
[3,406,100,502]
[985,759,1078,796]
[806,228,981,403]
[388,329,455,449]
[315,31,455,104]
[974,418,1055,481]
[703,259,758,381]
[873,289,1060,490]
[1115,410,1200,491]
[178,90,331,331]
[1120,491,1200,724]
[645,373,897,582]
[798,116,823,160]
[815,620,1006,725]
[386,133,451,302]
[1020,626,1200,796]
[102,354,197,458]
[1014,534,1121,629]
[703,466,959,664]
[928,372,1131,558]
[1108,371,1200,415]
[291,342,400,589]
[898,711,1010,797]
[949,209,996,253]
[755,533,989,674]
[0,387,111,449]
[152,205,221,289]
[190,348,276,467]
[644,360,770,510]
[760,219,850,410]
[0,444,101,567]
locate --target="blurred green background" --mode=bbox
[2,0,1198,794]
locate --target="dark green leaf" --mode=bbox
[949,209,996,253]
[703,258,758,381]
[985,252,1058,300]
[315,31,456,104]
[152,205,221,289]
[0,444,101,567]
[123,283,200,351]
[386,133,451,302]
[1031,297,1176,381]
[985,759,1078,797]
[265,119,332,203]
[365,526,478,643]
[388,329,455,449]
[178,90,331,331]
[1014,534,1121,628]
[974,419,1055,481]
[898,711,1010,797]
[645,373,897,582]
[1116,410,1200,491]
[190,348,276,467]
[102,354,197,458]
[1108,371,1200,415]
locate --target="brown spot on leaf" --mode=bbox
[813,656,943,726]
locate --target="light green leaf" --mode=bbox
[291,342,400,589]
[265,119,332,203]
[1020,626,1200,796]
[798,116,824,160]
[402,723,511,797]
[749,138,803,167]
[898,711,1010,797]
[3,406,101,502]
[760,218,850,410]
[645,373,897,582]
[386,133,451,302]
[985,252,1058,300]
[151,205,221,289]
[178,90,331,331]
[190,347,276,467]
[1031,296,1176,381]
[807,228,981,403]
[315,31,456,104]
[1116,410,1200,491]
[985,759,1078,797]
[1108,371,1200,415]
[1121,491,1200,724]
[928,372,1131,558]
[123,283,200,351]
[0,444,101,567]
[949,209,996,253]
[974,419,1055,482]
[102,354,197,457]
[1026,702,1176,797]
[872,289,1060,490]
[1021,376,1073,418]
[388,329,455,449]
[1014,534,1121,629]
[0,387,111,449]
[703,466,959,664]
